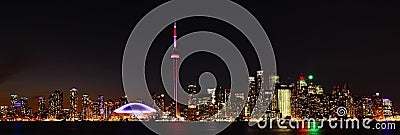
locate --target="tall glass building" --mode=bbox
[49,89,63,119]
[69,87,78,120]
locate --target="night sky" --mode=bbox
[0,1,399,111]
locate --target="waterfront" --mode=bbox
[0,121,398,135]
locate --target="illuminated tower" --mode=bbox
[187,84,197,106]
[207,88,216,104]
[187,84,197,120]
[170,21,180,118]
[269,75,279,112]
[383,98,393,119]
[152,93,166,112]
[49,89,63,119]
[82,94,90,120]
[20,97,29,117]
[104,100,114,120]
[247,77,256,114]
[256,70,264,94]
[0,106,8,118]
[38,96,46,119]
[276,83,293,118]
[255,70,264,111]
[372,93,384,120]
[10,94,18,117]
[98,95,105,120]
[92,101,101,120]
[69,87,78,120]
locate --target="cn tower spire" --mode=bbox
[173,21,177,50]
[171,20,180,119]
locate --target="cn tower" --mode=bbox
[170,21,180,118]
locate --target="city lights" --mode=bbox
[0,71,398,122]
[308,75,314,80]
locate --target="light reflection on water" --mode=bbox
[145,121,230,135]
[2,121,398,135]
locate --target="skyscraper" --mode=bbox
[156,94,165,111]
[207,88,216,104]
[247,77,256,114]
[360,97,373,118]
[187,84,197,120]
[383,98,393,119]
[328,84,353,118]
[82,94,90,120]
[372,93,384,120]
[187,84,197,106]
[291,75,327,119]
[105,100,115,120]
[69,87,78,120]
[98,95,105,120]
[269,74,279,112]
[49,89,63,119]
[0,106,8,119]
[10,94,18,117]
[253,70,266,115]
[38,96,46,119]
[170,21,180,118]
[276,83,293,118]
[104,101,109,120]
[216,87,230,105]
[92,101,100,120]
[20,97,29,117]
[268,74,279,91]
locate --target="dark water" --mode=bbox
[0,121,398,135]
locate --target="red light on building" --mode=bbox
[299,75,305,80]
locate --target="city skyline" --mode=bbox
[1,73,398,121]
[2,75,397,112]
[0,1,399,135]
[1,1,399,112]
[0,0,399,120]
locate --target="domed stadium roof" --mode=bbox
[113,102,157,114]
